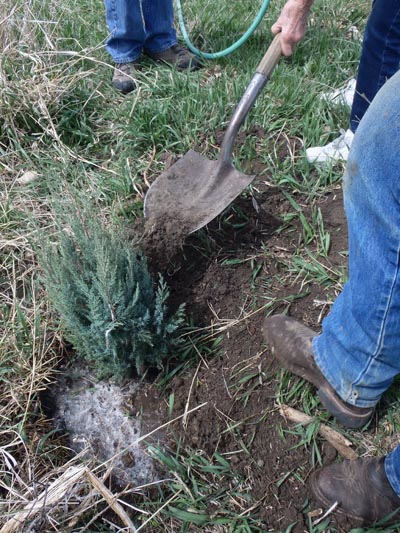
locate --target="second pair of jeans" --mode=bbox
[104,0,177,63]
[350,0,400,132]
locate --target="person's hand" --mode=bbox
[271,0,314,56]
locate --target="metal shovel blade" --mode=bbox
[143,149,255,233]
[143,34,282,234]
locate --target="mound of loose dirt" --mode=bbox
[134,175,357,531]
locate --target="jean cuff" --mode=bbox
[312,335,378,409]
[111,55,141,64]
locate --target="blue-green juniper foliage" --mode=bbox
[39,211,185,379]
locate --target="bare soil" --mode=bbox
[135,160,359,531]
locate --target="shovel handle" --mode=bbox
[256,33,282,78]
[218,33,282,167]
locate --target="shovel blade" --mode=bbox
[144,150,255,233]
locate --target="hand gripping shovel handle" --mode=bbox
[218,33,282,167]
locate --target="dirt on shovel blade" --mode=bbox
[135,214,192,274]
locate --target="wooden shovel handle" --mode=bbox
[256,33,282,78]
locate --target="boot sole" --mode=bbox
[318,387,373,429]
[283,359,373,429]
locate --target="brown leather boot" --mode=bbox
[145,44,203,71]
[262,314,373,429]
[311,457,400,525]
[112,62,138,94]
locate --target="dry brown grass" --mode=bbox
[0,4,119,529]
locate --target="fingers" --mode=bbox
[271,0,312,56]
[271,24,295,56]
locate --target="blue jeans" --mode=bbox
[350,0,400,132]
[104,0,177,63]
[311,70,400,495]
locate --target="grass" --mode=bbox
[2,0,400,531]
[146,444,266,532]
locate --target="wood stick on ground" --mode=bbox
[0,466,137,533]
[86,469,137,532]
[0,466,86,533]
[279,404,358,460]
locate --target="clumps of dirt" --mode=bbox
[132,215,191,275]
[150,186,283,324]
[154,185,357,531]
[168,316,315,529]
[128,184,282,302]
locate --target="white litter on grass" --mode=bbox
[54,373,160,487]
[16,171,40,184]
[306,128,354,165]
[319,78,356,108]
[346,25,362,41]
[312,501,339,526]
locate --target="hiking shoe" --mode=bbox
[311,457,400,525]
[262,315,373,429]
[145,44,203,71]
[112,62,137,94]
[306,128,354,165]
[319,78,356,108]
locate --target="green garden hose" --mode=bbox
[176,0,271,59]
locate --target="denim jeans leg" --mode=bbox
[312,69,400,408]
[385,448,400,498]
[104,0,146,62]
[104,0,177,62]
[142,0,177,53]
[350,0,400,133]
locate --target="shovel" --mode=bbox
[144,33,282,234]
